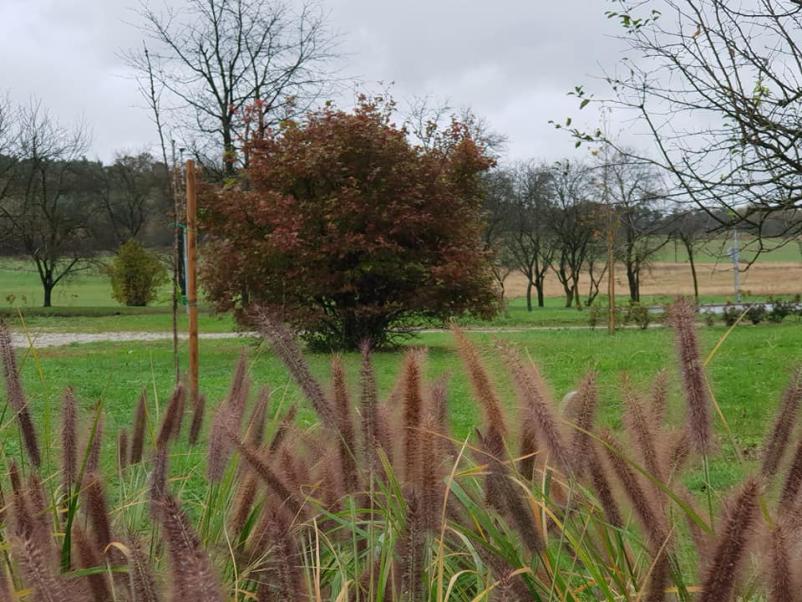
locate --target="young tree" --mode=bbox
[201,98,499,349]
[108,240,168,307]
[0,102,101,307]
[129,0,337,177]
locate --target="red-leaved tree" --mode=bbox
[201,98,498,349]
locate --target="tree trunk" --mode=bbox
[627,260,640,302]
[686,242,699,303]
[222,122,236,178]
[42,276,54,308]
[536,277,545,308]
[526,281,533,312]
[557,269,573,307]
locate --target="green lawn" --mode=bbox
[9,323,801,496]
[653,236,802,263]
[6,293,802,334]
[0,258,173,308]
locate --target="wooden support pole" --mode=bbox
[607,219,616,335]
[185,160,199,405]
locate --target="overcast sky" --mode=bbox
[0,0,626,164]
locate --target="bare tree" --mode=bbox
[0,96,17,199]
[128,0,338,177]
[0,101,100,307]
[480,168,516,304]
[601,151,668,302]
[574,0,802,251]
[670,209,714,303]
[97,153,171,245]
[505,162,558,310]
[549,161,605,308]
[405,97,507,157]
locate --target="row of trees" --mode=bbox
[483,153,664,309]
[482,152,749,310]
[0,99,171,306]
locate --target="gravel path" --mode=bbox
[8,323,668,348]
[8,331,259,348]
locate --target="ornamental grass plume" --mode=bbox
[668,297,712,454]
[621,376,664,485]
[761,368,802,478]
[156,494,224,600]
[768,522,793,602]
[255,311,334,425]
[330,356,358,491]
[82,472,113,552]
[600,430,668,550]
[207,359,249,483]
[453,326,507,438]
[586,444,623,528]
[779,437,802,509]
[189,392,205,446]
[567,371,598,475]
[359,342,380,473]
[245,386,270,448]
[125,536,159,602]
[401,349,425,484]
[650,369,669,429]
[73,524,111,601]
[84,413,103,474]
[61,388,77,491]
[501,343,571,471]
[118,429,129,470]
[130,389,148,464]
[699,477,761,602]
[0,322,41,467]
[476,427,544,554]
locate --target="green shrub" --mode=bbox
[747,303,767,325]
[624,301,651,330]
[589,303,624,330]
[107,240,167,306]
[722,302,740,326]
[588,303,602,329]
[768,298,796,323]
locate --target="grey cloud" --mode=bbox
[0,0,625,163]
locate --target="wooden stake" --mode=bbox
[607,214,616,335]
[185,160,199,406]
